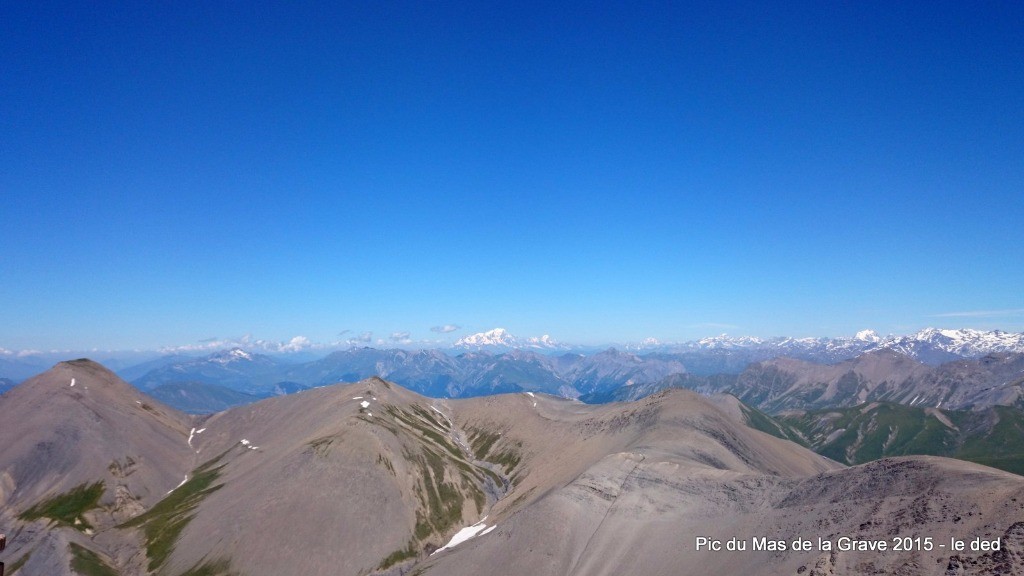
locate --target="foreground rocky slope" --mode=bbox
[0,360,195,575]
[418,391,1024,576]
[1,360,1022,575]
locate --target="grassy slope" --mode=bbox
[69,542,119,576]
[119,454,228,573]
[775,402,1024,475]
[19,482,105,529]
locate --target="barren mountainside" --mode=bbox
[1,360,1022,575]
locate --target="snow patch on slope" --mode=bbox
[431,517,495,555]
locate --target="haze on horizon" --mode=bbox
[2,2,1022,351]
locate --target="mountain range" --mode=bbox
[2,359,1023,575]
[449,327,1024,363]
[119,343,1024,418]
[595,350,1024,414]
[124,346,689,410]
[3,327,1024,384]
[776,401,1024,475]
[4,328,1024,418]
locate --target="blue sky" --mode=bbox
[2,1,1022,351]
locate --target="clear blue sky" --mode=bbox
[2,1,1022,351]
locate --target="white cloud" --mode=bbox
[161,335,319,354]
[389,331,412,343]
[280,336,312,352]
[431,324,461,333]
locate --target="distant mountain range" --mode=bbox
[125,328,1024,414]
[131,348,287,395]
[3,328,1024,416]
[593,350,1024,413]
[129,346,686,409]
[3,327,1023,381]
[450,327,1024,364]
[647,327,1024,365]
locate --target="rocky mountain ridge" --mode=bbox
[1,360,1023,575]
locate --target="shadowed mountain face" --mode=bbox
[727,351,1024,413]
[595,350,1024,414]
[777,402,1024,475]
[2,360,1023,576]
[146,381,263,414]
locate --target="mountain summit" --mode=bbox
[453,329,566,351]
[0,360,193,542]
[454,328,519,349]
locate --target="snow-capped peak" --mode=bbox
[899,327,1024,356]
[210,347,255,364]
[623,337,670,352]
[454,328,521,349]
[855,329,881,343]
[525,335,567,350]
[446,326,1024,362]
[695,334,767,349]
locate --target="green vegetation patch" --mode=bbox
[478,464,503,485]
[740,404,808,446]
[410,404,447,431]
[120,455,227,571]
[384,405,463,459]
[69,542,119,576]
[19,481,105,529]
[378,540,417,570]
[965,455,1024,476]
[492,445,522,472]
[409,447,471,541]
[467,428,501,460]
[779,403,1024,476]
[781,403,958,464]
[958,406,1024,475]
